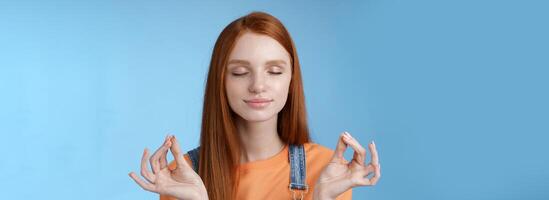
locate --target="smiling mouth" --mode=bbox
[243,99,273,109]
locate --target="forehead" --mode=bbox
[228,32,291,64]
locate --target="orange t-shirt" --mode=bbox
[160,143,352,200]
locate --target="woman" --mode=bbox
[128,11,381,200]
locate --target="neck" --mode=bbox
[235,115,285,163]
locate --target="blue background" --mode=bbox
[1,0,548,199]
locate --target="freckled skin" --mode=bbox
[225,32,292,122]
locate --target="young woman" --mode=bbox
[128,11,381,200]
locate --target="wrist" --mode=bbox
[313,184,334,200]
[177,187,208,200]
[195,188,208,200]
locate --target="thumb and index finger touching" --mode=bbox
[168,135,193,170]
[334,132,349,160]
[333,131,375,165]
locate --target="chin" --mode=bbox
[240,112,277,122]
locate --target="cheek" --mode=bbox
[225,79,244,104]
[225,78,248,108]
[273,76,292,101]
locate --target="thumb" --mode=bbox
[170,136,192,169]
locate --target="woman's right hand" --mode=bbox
[129,135,208,200]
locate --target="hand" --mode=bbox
[314,132,381,200]
[129,135,208,200]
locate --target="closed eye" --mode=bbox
[231,72,281,76]
[232,72,249,76]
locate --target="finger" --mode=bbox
[364,163,375,175]
[368,141,381,185]
[358,142,381,186]
[150,136,171,174]
[369,141,379,165]
[354,167,372,186]
[333,132,348,160]
[160,136,172,169]
[342,132,366,165]
[366,163,381,185]
[129,172,156,192]
[140,148,155,183]
[170,135,192,169]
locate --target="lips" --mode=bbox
[244,98,273,103]
[243,98,273,109]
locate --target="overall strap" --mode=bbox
[288,144,308,200]
[187,146,200,173]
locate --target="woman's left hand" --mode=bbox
[313,131,381,200]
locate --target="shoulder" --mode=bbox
[303,142,335,160]
[302,142,335,169]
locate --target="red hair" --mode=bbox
[198,11,311,200]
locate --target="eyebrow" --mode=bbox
[227,59,288,66]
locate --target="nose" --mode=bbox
[248,72,266,94]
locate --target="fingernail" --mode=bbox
[346,132,354,139]
[342,132,350,139]
[371,140,375,145]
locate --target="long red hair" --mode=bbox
[198,11,311,200]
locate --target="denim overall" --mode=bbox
[187,144,309,200]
